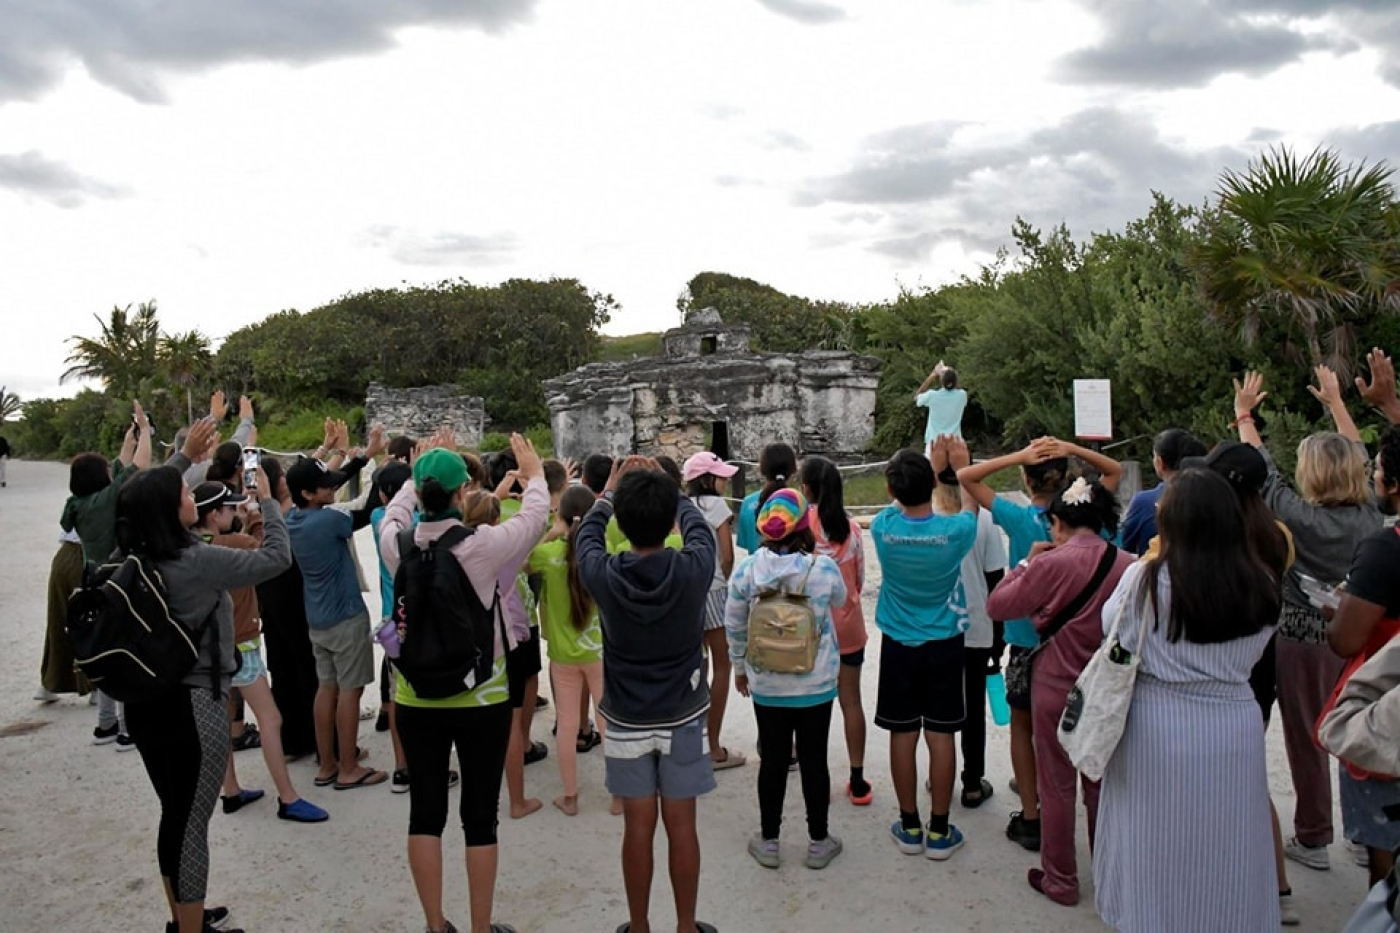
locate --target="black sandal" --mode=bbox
[961,777,994,809]
[577,729,602,753]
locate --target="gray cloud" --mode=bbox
[360,225,521,267]
[0,150,127,207]
[802,107,1247,263]
[1328,121,1400,168]
[713,175,762,188]
[1056,1,1343,88]
[753,0,846,25]
[0,1,538,103]
[762,129,812,153]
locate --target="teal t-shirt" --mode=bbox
[736,490,762,554]
[989,496,1052,648]
[870,505,977,645]
[917,387,968,442]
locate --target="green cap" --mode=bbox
[412,448,468,493]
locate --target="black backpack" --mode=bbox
[392,524,502,700]
[66,555,218,703]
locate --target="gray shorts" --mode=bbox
[307,611,375,689]
[604,715,716,800]
[702,587,726,632]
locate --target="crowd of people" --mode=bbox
[28,350,1400,932]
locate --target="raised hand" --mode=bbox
[1307,364,1345,410]
[510,432,544,481]
[1233,371,1267,415]
[365,423,387,459]
[209,390,228,422]
[1356,348,1399,413]
[947,435,971,471]
[239,395,254,421]
[182,417,219,461]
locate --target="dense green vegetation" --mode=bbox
[10,147,1400,479]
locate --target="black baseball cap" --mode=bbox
[286,457,349,505]
[1180,440,1268,495]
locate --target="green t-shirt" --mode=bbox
[395,656,510,709]
[607,515,683,553]
[527,538,603,664]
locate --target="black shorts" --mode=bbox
[840,648,865,668]
[1005,645,1034,712]
[507,626,543,709]
[874,633,966,734]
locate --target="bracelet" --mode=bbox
[1230,413,1254,428]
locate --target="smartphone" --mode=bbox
[242,448,260,493]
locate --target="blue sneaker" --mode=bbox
[890,821,924,855]
[925,824,965,861]
[220,788,264,814]
[278,797,329,823]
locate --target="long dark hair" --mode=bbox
[560,485,597,632]
[115,466,196,561]
[800,456,849,545]
[1143,469,1280,644]
[757,442,797,510]
[1240,492,1290,579]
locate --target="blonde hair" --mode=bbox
[461,490,502,527]
[932,478,961,513]
[1295,432,1371,507]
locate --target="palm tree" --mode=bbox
[160,330,212,423]
[1192,146,1400,377]
[0,385,19,423]
[62,301,163,395]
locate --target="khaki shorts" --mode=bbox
[307,611,375,689]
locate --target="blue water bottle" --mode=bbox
[987,672,1011,726]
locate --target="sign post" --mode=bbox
[1073,379,1112,441]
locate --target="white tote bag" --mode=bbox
[1057,582,1150,782]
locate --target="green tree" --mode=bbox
[159,330,212,423]
[678,272,857,353]
[0,385,19,423]
[1192,146,1400,379]
[61,301,162,396]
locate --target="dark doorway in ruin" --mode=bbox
[709,421,730,460]
[700,335,718,355]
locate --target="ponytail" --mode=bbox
[756,442,797,510]
[799,456,850,545]
[559,485,597,632]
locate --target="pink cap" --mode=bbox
[682,451,739,483]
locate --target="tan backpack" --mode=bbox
[746,556,820,675]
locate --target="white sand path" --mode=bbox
[0,460,1368,932]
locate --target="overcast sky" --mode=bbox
[3,0,1399,402]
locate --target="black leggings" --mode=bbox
[755,700,833,841]
[396,702,513,845]
[960,646,991,790]
[126,686,229,902]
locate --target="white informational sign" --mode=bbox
[1073,379,1113,441]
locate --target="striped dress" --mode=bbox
[1093,563,1278,932]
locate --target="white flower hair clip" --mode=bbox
[1061,476,1093,506]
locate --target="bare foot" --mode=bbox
[553,795,579,816]
[510,798,543,819]
[610,795,624,816]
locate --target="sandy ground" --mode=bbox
[0,459,1372,932]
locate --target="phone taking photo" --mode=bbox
[242,448,260,493]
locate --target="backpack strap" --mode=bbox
[1039,540,1119,645]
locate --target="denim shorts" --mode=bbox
[604,715,716,800]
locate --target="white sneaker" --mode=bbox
[33,688,59,703]
[1346,839,1370,868]
[1279,892,1300,926]
[1283,837,1330,871]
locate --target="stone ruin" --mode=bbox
[544,308,881,463]
[364,383,487,448]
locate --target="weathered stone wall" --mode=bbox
[545,352,880,463]
[364,383,487,448]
